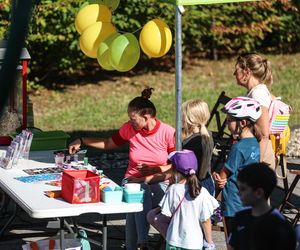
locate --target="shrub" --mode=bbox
[0,0,299,86]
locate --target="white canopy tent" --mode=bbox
[163,0,259,149]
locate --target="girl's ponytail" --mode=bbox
[262,59,273,87]
[187,174,202,199]
[199,124,214,180]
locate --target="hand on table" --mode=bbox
[212,172,227,189]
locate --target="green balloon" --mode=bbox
[79,1,89,10]
[103,0,120,11]
[110,33,140,72]
[97,32,120,71]
[87,0,100,4]
[89,0,120,11]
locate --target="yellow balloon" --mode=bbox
[139,19,172,58]
[75,4,112,34]
[80,22,116,58]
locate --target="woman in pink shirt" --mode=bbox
[69,87,175,250]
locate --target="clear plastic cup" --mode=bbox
[55,155,64,166]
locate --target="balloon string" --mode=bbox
[132,27,143,34]
[116,26,142,35]
[115,5,166,35]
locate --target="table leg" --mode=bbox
[0,201,17,238]
[60,218,65,250]
[102,214,107,250]
[64,219,74,234]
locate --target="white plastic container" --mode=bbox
[124,183,141,192]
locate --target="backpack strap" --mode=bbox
[49,239,55,250]
[170,190,187,220]
[271,126,291,179]
[29,239,56,250]
[29,242,39,250]
[275,154,287,179]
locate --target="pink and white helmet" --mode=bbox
[222,97,262,122]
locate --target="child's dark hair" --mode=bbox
[229,115,257,136]
[128,87,156,117]
[237,162,277,199]
[171,169,202,199]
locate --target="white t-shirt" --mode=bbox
[247,84,272,108]
[159,183,219,249]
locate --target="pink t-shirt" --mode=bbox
[112,119,176,177]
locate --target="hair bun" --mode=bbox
[141,87,154,99]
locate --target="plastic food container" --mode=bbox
[123,188,144,203]
[101,187,123,203]
[124,183,141,192]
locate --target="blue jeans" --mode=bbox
[201,174,215,197]
[125,181,168,250]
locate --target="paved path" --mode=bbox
[0,152,299,249]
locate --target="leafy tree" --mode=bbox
[0,0,299,87]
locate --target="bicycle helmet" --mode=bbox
[222,97,262,122]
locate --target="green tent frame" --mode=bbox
[162,0,259,150]
[164,0,257,5]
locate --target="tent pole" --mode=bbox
[175,6,182,150]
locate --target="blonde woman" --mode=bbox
[181,99,216,249]
[234,53,275,169]
[181,99,215,196]
[147,100,216,249]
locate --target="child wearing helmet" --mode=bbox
[147,150,219,250]
[212,96,261,237]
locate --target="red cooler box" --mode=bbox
[62,170,100,204]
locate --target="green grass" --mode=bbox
[30,53,300,133]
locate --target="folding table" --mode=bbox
[0,159,142,249]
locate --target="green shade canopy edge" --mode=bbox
[161,0,259,5]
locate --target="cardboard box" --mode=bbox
[62,170,100,204]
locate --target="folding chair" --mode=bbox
[278,163,300,227]
[207,91,232,172]
[207,91,231,139]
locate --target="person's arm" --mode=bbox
[68,137,118,154]
[127,168,173,184]
[201,218,214,245]
[255,106,270,162]
[137,163,172,176]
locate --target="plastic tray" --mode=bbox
[123,188,144,203]
[101,188,123,203]
[30,131,70,151]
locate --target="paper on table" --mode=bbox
[15,173,61,183]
